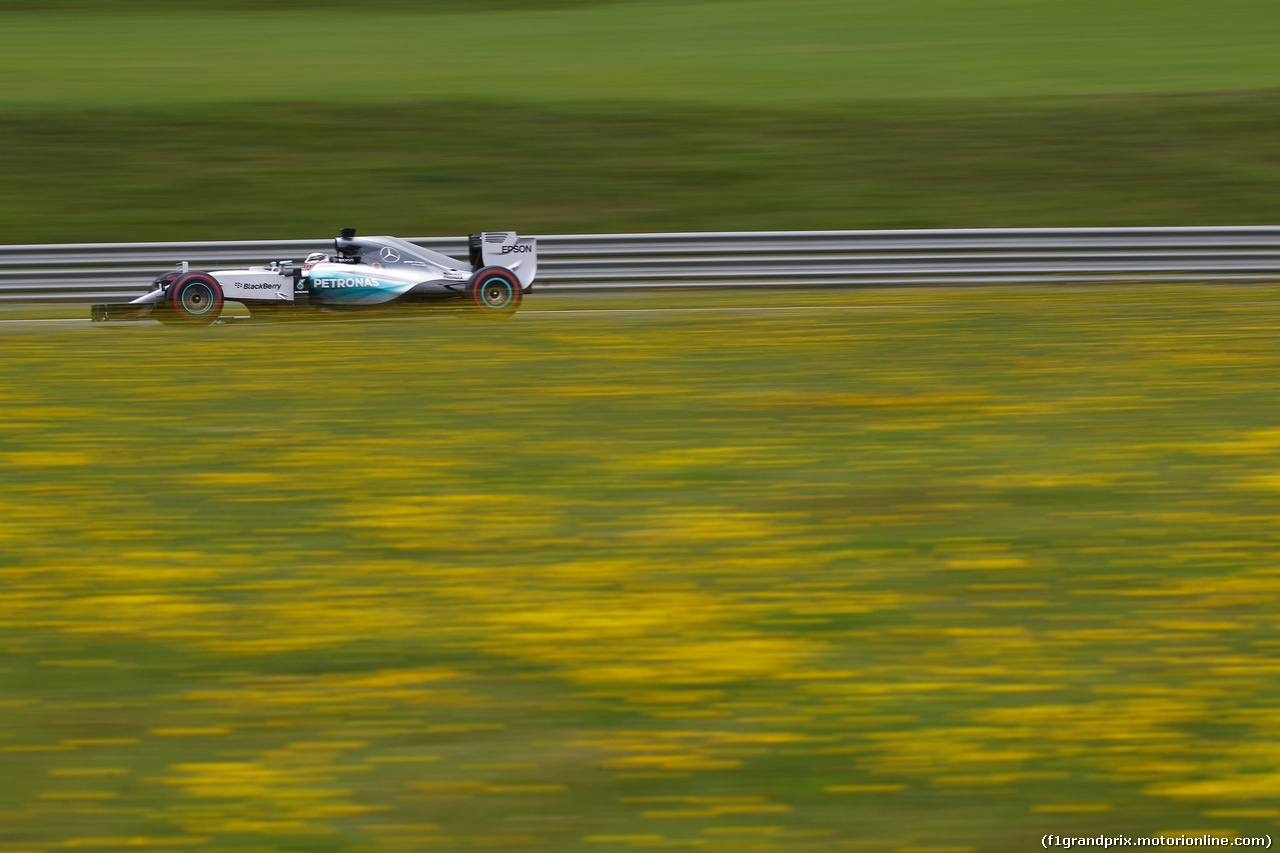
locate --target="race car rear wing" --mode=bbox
[469,232,537,290]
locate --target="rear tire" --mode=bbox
[467,266,522,317]
[163,273,224,325]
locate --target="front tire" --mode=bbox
[467,266,522,317]
[162,273,224,325]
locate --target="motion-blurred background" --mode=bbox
[4,2,1280,852]
[3,0,1280,241]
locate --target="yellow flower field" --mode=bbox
[1,285,1279,851]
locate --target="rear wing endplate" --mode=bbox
[469,232,537,290]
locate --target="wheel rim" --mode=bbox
[481,276,514,309]
[180,282,216,316]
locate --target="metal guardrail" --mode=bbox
[3,227,1280,302]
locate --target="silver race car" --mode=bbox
[91,228,537,325]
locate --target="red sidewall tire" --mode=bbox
[167,273,224,325]
[467,267,523,316]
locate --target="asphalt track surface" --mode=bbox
[3,306,903,320]
[3,287,1279,329]
[0,303,939,329]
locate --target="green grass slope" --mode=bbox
[4,0,1280,107]
[3,93,1280,242]
[2,0,1280,241]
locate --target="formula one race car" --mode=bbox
[90,228,537,325]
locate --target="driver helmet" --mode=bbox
[303,252,329,271]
